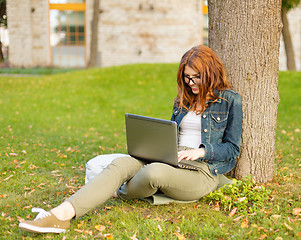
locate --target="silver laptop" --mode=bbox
[125,113,201,170]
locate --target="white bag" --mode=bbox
[85,153,129,184]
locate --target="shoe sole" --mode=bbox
[19,222,66,233]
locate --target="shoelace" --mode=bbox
[32,207,51,220]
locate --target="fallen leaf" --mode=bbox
[233,216,242,222]
[229,207,237,217]
[280,167,289,171]
[224,195,232,200]
[95,225,106,231]
[130,231,138,240]
[104,233,114,239]
[257,227,268,233]
[213,201,220,211]
[241,218,249,228]
[271,215,282,220]
[173,232,186,240]
[22,205,32,210]
[77,220,84,229]
[3,175,13,181]
[258,234,267,239]
[85,230,93,236]
[157,225,162,231]
[287,217,294,223]
[2,212,9,217]
[237,197,246,202]
[74,229,93,235]
[293,208,301,217]
[17,216,25,222]
[94,232,104,238]
[284,222,293,231]
[29,164,39,170]
[37,183,46,189]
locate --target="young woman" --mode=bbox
[19,45,243,233]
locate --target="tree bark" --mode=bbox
[0,0,6,61]
[88,0,100,68]
[281,8,296,71]
[208,0,282,182]
[0,41,3,61]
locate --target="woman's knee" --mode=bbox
[111,156,128,166]
[110,156,141,169]
[139,163,170,184]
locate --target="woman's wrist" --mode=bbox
[199,147,205,158]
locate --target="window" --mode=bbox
[49,1,86,67]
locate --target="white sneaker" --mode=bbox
[19,208,70,233]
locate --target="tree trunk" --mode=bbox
[281,8,296,71]
[208,0,282,182]
[88,0,100,68]
[0,41,4,61]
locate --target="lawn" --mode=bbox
[0,65,300,239]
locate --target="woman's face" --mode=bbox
[184,65,201,95]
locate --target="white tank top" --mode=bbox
[178,111,202,148]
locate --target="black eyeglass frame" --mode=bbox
[183,74,201,85]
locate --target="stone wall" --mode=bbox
[7,0,50,67]
[7,0,33,67]
[30,0,51,67]
[89,0,202,67]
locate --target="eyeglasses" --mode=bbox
[184,74,201,85]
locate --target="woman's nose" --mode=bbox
[188,79,195,85]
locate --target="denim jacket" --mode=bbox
[171,89,243,176]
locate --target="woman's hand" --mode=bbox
[178,148,205,162]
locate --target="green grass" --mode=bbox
[0,67,76,75]
[0,65,300,239]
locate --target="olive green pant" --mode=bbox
[66,148,218,218]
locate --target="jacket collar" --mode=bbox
[206,89,222,104]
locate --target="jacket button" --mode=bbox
[203,115,207,118]
[204,129,208,133]
[214,169,218,173]
[217,117,221,121]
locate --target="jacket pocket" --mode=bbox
[211,113,228,132]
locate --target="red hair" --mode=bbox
[176,45,232,113]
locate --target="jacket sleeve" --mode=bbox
[199,93,243,163]
[170,100,178,122]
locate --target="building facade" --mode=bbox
[6,0,203,68]
[6,0,301,70]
